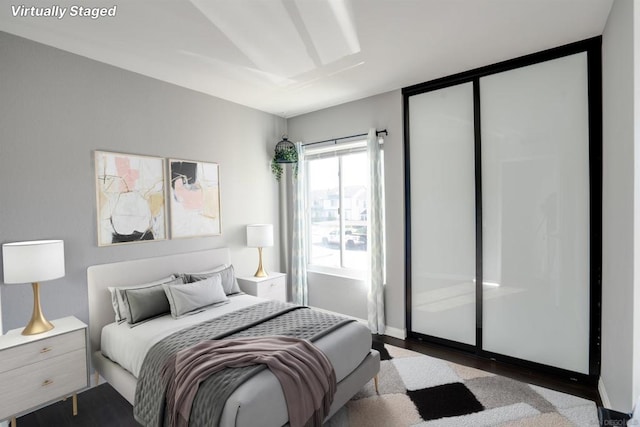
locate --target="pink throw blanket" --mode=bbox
[164,336,336,427]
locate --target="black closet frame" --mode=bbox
[403,36,602,384]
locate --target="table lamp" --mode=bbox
[246,224,273,277]
[2,240,65,335]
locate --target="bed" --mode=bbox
[87,248,380,426]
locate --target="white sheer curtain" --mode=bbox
[367,128,385,333]
[291,141,308,305]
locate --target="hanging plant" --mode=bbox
[271,158,284,181]
[271,137,298,181]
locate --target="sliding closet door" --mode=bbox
[480,53,590,373]
[408,82,476,345]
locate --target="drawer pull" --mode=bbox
[42,379,54,387]
[40,347,52,354]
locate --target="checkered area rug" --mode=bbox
[325,343,599,427]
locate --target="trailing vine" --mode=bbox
[271,145,298,181]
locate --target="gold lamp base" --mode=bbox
[254,247,268,277]
[22,282,54,335]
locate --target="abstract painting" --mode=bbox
[95,151,167,245]
[169,159,221,238]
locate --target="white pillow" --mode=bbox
[107,275,179,322]
[163,275,228,318]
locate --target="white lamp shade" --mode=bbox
[2,240,65,284]
[246,224,274,248]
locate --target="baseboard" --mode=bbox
[599,377,611,408]
[93,373,107,387]
[383,325,406,340]
[352,318,405,341]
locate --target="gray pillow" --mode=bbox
[122,283,171,325]
[186,264,241,295]
[175,264,226,284]
[107,275,178,322]
[164,275,228,318]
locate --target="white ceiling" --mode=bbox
[0,0,613,118]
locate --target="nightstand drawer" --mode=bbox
[0,348,87,419]
[258,279,286,300]
[238,272,287,301]
[0,329,85,374]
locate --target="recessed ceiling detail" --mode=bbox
[0,0,613,118]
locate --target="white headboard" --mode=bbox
[87,248,231,353]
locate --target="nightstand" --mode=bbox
[237,272,287,302]
[0,316,89,426]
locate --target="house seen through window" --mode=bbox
[306,140,379,276]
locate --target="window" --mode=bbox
[306,140,380,277]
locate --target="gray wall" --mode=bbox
[0,32,286,332]
[287,90,405,334]
[601,0,640,412]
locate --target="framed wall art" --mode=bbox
[169,159,221,238]
[95,151,167,246]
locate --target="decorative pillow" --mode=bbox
[122,283,171,325]
[175,264,226,283]
[185,264,241,295]
[107,287,124,322]
[107,275,181,323]
[163,275,228,318]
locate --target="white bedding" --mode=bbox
[100,293,372,384]
[101,294,265,377]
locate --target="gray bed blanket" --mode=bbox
[134,300,354,427]
[164,336,335,427]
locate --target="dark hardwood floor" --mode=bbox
[15,384,139,427]
[14,335,601,426]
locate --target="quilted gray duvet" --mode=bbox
[134,300,353,427]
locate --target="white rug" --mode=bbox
[325,344,599,427]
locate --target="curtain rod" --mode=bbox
[301,129,388,147]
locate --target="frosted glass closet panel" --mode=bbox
[481,53,590,373]
[409,82,476,345]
